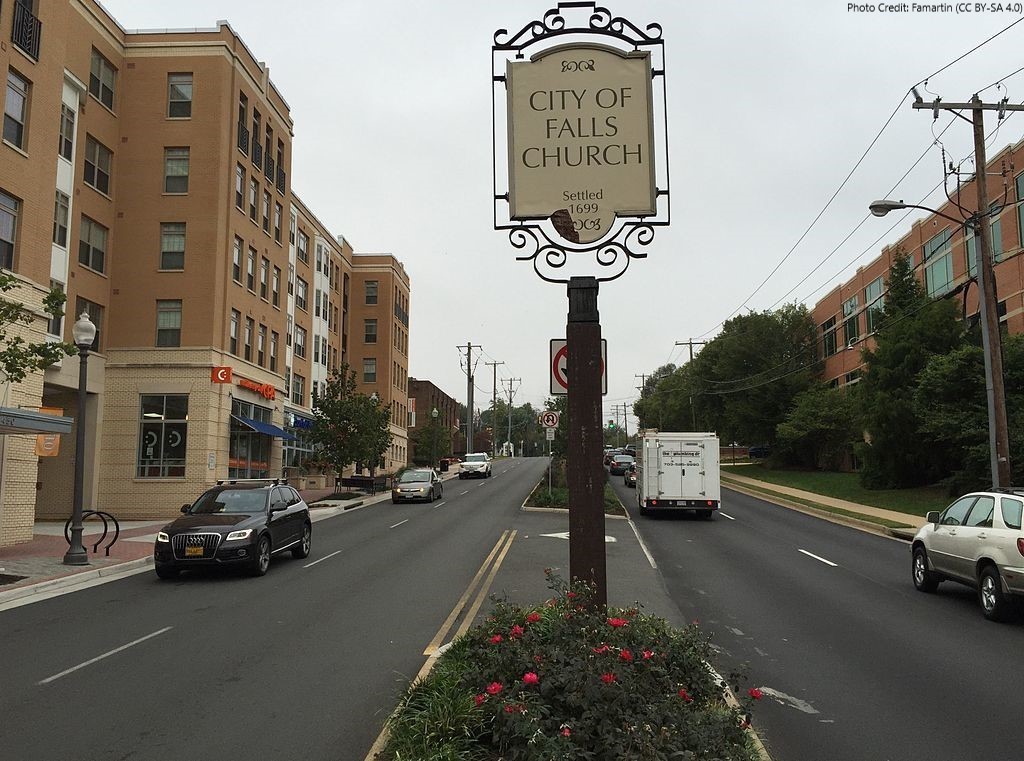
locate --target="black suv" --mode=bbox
[154,480,311,579]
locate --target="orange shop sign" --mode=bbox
[211,366,233,383]
[237,377,276,400]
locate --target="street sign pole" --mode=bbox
[567,277,606,607]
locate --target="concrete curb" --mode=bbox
[721,477,913,542]
[0,555,154,606]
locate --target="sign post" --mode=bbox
[493,3,669,607]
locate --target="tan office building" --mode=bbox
[0,1,409,544]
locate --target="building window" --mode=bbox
[235,164,245,209]
[272,266,281,307]
[78,215,107,273]
[4,70,29,149]
[229,309,239,354]
[364,318,377,343]
[53,191,69,247]
[363,357,376,383]
[48,281,64,336]
[229,399,272,479]
[136,394,188,478]
[260,257,269,299]
[321,336,328,367]
[289,212,296,244]
[365,280,378,305]
[58,103,75,160]
[246,248,256,291]
[244,317,254,361]
[232,236,242,283]
[923,228,953,297]
[156,299,182,347]
[89,49,116,110]
[864,276,884,334]
[990,203,1004,263]
[167,73,192,118]
[296,277,308,310]
[1,189,18,270]
[160,222,185,270]
[821,316,837,358]
[84,136,111,195]
[297,230,309,263]
[294,325,307,358]
[292,374,305,406]
[249,178,258,221]
[274,203,282,243]
[842,295,859,348]
[257,324,266,366]
[75,297,103,352]
[313,334,320,364]
[164,147,189,193]
[262,190,271,233]
[270,331,278,371]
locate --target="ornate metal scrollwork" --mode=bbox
[508,222,654,283]
[493,2,663,50]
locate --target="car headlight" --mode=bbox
[225,529,253,541]
[418,487,427,493]
[157,531,169,543]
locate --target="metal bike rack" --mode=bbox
[63,510,121,556]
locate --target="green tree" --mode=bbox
[309,365,392,474]
[0,273,75,384]
[776,383,860,470]
[858,249,964,488]
[409,414,451,466]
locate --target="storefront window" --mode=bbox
[283,416,316,472]
[137,394,188,477]
[229,399,272,479]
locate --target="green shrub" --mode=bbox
[383,574,760,760]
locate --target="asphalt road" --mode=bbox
[0,458,549,761]
[610,472,1024,761]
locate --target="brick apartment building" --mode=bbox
[812,136,1024,386]
[407,378,459,464]
[0,1,409,546]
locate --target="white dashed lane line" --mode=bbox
[304,549,342,568]
[389,520,409,529]
[459,490,469,495]
[719,512,735,520]
[39,627,173,685]
[798,549,837,567]
[432,501,447,509]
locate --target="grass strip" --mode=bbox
[725,479,913,530]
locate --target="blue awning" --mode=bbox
[231,415,297,441]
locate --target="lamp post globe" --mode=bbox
[64,313,96,566]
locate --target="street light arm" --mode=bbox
[868,199,970,227]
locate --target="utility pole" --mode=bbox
[505,377,520,454]
[458,342,477,454]
[485,360,504,458]
[634,373,648,431]
[913,93,1020,487]
[674,339,708,363]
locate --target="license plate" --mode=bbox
[185,545,204,557]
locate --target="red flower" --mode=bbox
[642,650,654,660]
[489,634,503,644]
[474,694,486,706]
[522,672,540,686]
[504,703,526,714]
[567,592,577,599]
[510,624,525,639]
[526,612,541,623]
[748,688,763,700]
[607,617,628,628]
[678,688,693,703]
[592,644,610,654]
[486,682,503,696]
[561,727,571,737]
[601,673,617,684]
[619,649,634,662]
[533,654,543,664]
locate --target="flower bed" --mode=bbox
[381,574,761,760]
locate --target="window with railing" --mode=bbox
[12,1,42,60]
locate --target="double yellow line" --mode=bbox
[364,529,517,761]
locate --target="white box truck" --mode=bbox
[636,431,721,518]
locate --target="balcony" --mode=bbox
[252,141,263,171]
[276,166,287,195]
[236,123,249,155]
[264,154,275,180]
[12,3,42,60]
[394,304,409,327]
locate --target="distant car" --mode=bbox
[154,480,311,579]
[624,463,637,488]
[603,448,623,467]
[911,489,1024,621]
[460,452,492,479]
[609,454,635,476]
[748,445,771,459]
[392,468,443,503]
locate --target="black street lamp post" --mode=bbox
[431,407,439,469]
[63,312,96,566]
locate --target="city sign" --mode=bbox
[546,427,556,441]
[550,338,607,395]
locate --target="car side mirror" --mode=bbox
[270,500,288,513]
[180,504,191,514]
[926,511,940,525]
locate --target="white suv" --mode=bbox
[911,489,1024,621]
[459,453,492,479]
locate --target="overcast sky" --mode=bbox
[102,0,1023,434]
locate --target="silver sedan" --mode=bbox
[391,469,443,504]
